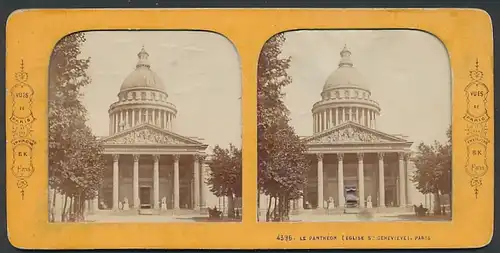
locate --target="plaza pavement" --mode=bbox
[258,212,451,222]
[84,212,241,223]
[81,211,450,223]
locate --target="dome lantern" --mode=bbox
[119,46,166,92]
[322,45,367,92]
[338,45,353,67]
[136,46,151,68]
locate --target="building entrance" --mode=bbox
[140,187,152,209]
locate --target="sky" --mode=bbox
[279,30,452,148]
[78,31,242,152]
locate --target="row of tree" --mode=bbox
[412,126,452,215]
[257,34,310,222]
[49,33,106,222]
[206,144,242,219]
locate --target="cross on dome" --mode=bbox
[136,46,150,68]
[339,44,353,67]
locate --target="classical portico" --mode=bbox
[99,126,209,211]
[303,132,413,210]
[94,47,209,212]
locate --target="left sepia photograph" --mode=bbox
[48,31,242,223]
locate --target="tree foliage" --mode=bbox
[48,32,105,222]
[411,125,452,214]
[207,144,242,198]
[257,33,309,221]
[206,144,242,218]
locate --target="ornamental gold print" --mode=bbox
[464,59,490,198]
[9,60,36,199]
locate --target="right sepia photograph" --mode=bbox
[257,30,452,222]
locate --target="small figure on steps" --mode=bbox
[123,197,130,210]
[161,197,167,210]
[366,195,373,209]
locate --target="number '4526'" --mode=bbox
[276,234,293,241]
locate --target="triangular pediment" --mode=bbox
[305,121,409,144]
[102,123,204,146]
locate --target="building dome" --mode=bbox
[322,45,368,92]
[108,47,177,136]
[311,45,381,134]
[120,47,166,92]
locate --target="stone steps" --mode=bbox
[288,206,415,215]
[93,208,205,216]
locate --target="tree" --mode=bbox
[257,33,309,222]
[411,125,451,215]
[206,144,242,218]
[48,32,105,222]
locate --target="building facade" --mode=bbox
[260,46,424,213]
[88,48,216,213]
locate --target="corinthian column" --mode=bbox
[357,153,365,208]
[125,110,129,128]
[163,111,167,129]
[153,155,160,209]
[193,155,200,210]
[335,108,339,126]
[132,109,135,127]
[317,153,324,209]
[120,111,123,129]
[337,153,345,208]
[341,107,345,122]
[200,157,208,209]
[313,114,317,133]
[362,108,366,126]
[378,152,385,207]
[405,153,412,206]
[329,108,334,128]
[112,154,119,211]
[356,108,360,123]
[133,154,140,209]
[138,109,142,125]
[152,109,156,125]
[398,152,406,207]
[323,110,327,131]
[114,113,118,133]
[173,154,180,209]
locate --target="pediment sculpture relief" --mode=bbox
[309,126,383,144]
[107,128,183,145]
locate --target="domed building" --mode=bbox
[91,47,210,214]
[294,46,418,213]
